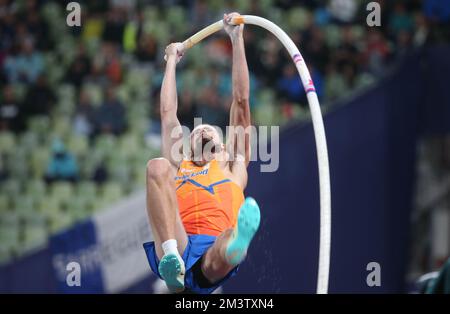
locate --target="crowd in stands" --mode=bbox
[1,0,447,135]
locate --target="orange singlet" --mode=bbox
[175,159,245,237]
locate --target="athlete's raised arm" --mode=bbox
[160,43,185,169]
[224,13,251,170]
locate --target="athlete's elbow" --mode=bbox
[146,158,172,183]
[160,102,176,116]
[234,95,249,107]
[160,108,178,125]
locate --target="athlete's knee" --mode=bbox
[146,158,172,183]
[220,228,234,240]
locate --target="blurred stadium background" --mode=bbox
[0,0,449,293]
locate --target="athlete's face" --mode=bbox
[190,124,224,165]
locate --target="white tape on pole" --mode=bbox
[181,15,332,294]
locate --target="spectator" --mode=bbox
[94,86,126,135]
[84,59,109,88]
[259,41,283,87]
[92,160,108,185]
[66,44,92,90]
[45,139,79,183]
[303,26,330,74]
[277,64,324,106]
[334,26,359,73]
[81,13,106,43]
[324,63,349,102]
[3,37,44,84]
[196,87,228,130]
[389,3,414,39]
[0,7,16,53]
[190,0,213,31]
[123,12,139,54]
[0,84,24,132]
[102,43,123,84]
[277,64,303,103]
[22,74,56,118]
[242,29,264,77]
[135,33,158,63]
[328,0,358,24]
[102,7,126,45]
[126,11,159,63]
[362,29,391,76]
[73,90,96,137]
[24,8,51,50]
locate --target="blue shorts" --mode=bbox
[143,234,239,294]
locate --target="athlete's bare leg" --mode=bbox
[146,157,188,260]
[201,229,236,283]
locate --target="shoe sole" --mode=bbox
[158,254,185,293]
[225,197,261,266]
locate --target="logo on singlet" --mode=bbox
[175,169,209,181]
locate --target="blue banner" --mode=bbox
[49,221,104,293]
